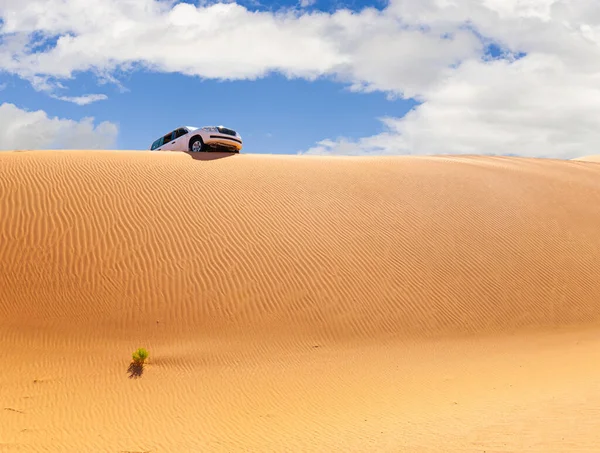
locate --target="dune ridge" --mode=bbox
[2,150,600,452]
[573,154,600,162]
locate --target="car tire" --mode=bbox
[189,136,205,153]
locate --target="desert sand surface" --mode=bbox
[2,150,600,452]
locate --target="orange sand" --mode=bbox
[1,150,600,452]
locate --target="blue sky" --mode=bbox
[1,0,598,158]
[0,68,417,154]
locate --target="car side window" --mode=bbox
[151,138,161,150]
[174,128,187,139]
[163,131,174,143]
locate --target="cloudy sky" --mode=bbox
[1,0,599,158]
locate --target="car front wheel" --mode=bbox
[189,137,205,153]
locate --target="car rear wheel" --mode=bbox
[189,136,205,153]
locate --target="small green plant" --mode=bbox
[132,347,149,365]
[128,347,149,379]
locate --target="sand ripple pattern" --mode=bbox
[1,151,600,340]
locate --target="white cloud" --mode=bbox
[303,53,600,159]
[302,0,600,158]
[299,0,316,8]
[49,93,108,105]
[0,0,481,94]
[0,103,118,150]
[1,0,600,157]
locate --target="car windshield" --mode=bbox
[217,126,237,136]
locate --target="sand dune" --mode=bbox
[1,150,600,452]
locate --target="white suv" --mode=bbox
[149,125,243,153]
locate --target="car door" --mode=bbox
[170,128,189,151]
[158,131,176,151]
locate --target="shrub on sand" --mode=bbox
[132,347,149,365]
[128,348,149,379]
